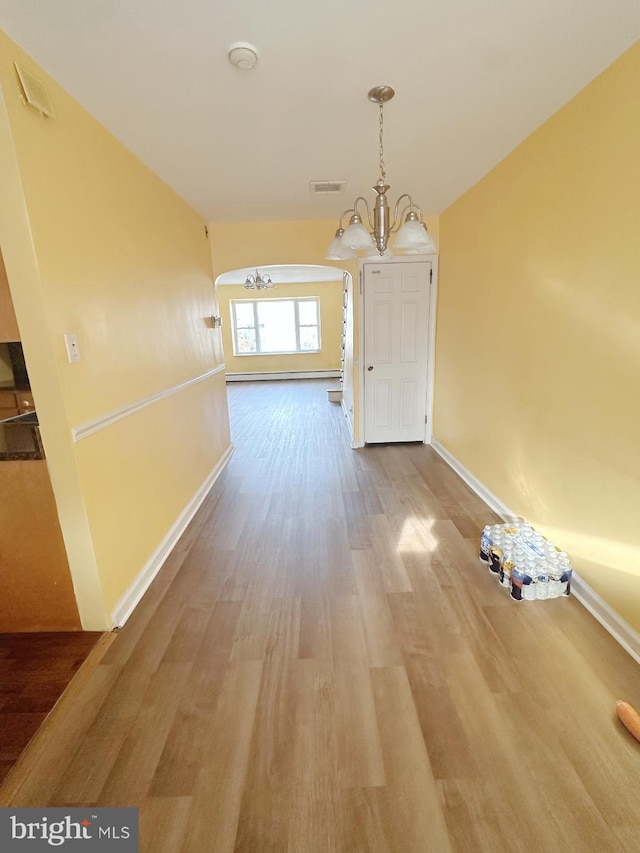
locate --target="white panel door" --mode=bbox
[363,261,431,443]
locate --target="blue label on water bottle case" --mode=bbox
[479,533,491,561]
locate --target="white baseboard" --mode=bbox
[110,442,235,628]
[430,439,517,520]
[226,370,341,382]
[430,438,640,666]
[569,574,640,666]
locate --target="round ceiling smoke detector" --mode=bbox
[228,42,258,70]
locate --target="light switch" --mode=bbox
[64,333,81,363]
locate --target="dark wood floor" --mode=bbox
[0,631,101,784]
[2,379,640,852]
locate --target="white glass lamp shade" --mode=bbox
[394,215,436,253]
[342,218,375,251]
[325,230,355,260]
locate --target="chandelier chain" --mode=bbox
[326,86,434,258]
[378,102,386,183]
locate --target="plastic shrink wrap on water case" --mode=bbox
[479,522,572,601]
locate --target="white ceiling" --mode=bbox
[1,2,639,223]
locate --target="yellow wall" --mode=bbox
[436,42,640,629]
[218,280,343,374]
[210,219,354,276]
[209,217,438,283]
[0,31,230,625]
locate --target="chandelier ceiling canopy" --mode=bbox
[326,86,436,260]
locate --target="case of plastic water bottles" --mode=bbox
[479,521,572,601]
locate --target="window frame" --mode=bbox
[230,296,322,356]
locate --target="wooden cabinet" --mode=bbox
[0,250,20,342]
[0,391,39,458]
[0,389,19,420]
[17,390,34,413]
[0,252,73,631]
[0,460,81,632]
[0,389,33,419]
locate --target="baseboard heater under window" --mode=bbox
[225,370,341,382]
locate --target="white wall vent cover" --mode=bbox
[309,180,347,194]
[14,63,55,118]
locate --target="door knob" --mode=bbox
[367,366,374,371]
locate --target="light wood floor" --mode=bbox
[2,379,640,851]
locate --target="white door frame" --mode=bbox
[355,253,438,448]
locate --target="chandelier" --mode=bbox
[326,86,435,260]
[243,269,274,290]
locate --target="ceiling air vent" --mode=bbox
[309,180,347,195]
[14,63,55,118]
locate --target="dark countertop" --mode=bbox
[0,411,38,425]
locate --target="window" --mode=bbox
[231,297,321,355]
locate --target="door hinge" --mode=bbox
[425,414,428,424]
[430,268,433,284]
[359,271,363,294]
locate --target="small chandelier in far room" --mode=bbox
[243,270,274,290]
[326,86,436,259]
